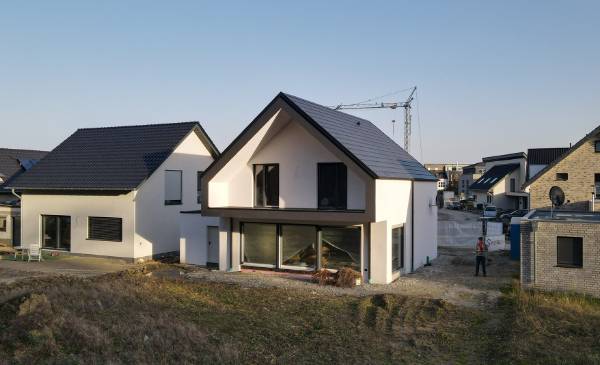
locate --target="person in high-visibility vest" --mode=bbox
[475,236,488,277]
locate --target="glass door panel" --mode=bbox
[281,225,316,269]
[320,227,361,271]
[242,223,277,266]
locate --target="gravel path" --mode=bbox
[184,247,518,309]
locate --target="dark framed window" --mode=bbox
[88,217,123,242]
[242,223,277,266]
[165,170,182,205]
[318,163,347,210]
[254,164,279,207]
[392,225,404,271]
[595,174,600,197]
[197,171,203,204]
[595,141,600,153]
[510,178,516,192]
[0,216,6,232]
[556,173,568,181]
[42,215,71,250]
[557,236,583,268]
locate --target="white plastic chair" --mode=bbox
[28,242,42,262]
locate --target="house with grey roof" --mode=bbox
[8,122,219,260]
[0,148,47,246]
[180,92,438,284]
[469,152,528,210]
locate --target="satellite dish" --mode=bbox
[549,186,565,207]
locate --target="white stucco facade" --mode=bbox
[20,130,216,260]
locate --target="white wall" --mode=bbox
[208,109,366,210]
[135,131,215,258]
[21,193,136,258]
[413,181,438,268]
[179,213,219,265]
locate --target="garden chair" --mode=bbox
[13,245,27,261]
[28,242,42,262]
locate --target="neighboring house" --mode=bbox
[459,162,485,199]
[8,122,219,260]
[425,163,469,192]
[186,92,438,285]
[469,152,528,210]
[521,210,600,297]
[526,147,570,181]
[0,148,47,245]
[524,125,600,211]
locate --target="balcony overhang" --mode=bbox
[201,206,372,224]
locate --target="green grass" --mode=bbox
[0,267,599,364]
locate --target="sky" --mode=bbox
[1,1,599,163]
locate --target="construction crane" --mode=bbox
[332,86,417,152]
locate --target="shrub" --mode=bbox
[311,269,334,285]
[334,268,362,288]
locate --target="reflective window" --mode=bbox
[281,225,316,268]
[243,223,277,266]
[320,226,361,271]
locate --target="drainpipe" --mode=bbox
[11,188,21,200]
[411,181,415,272]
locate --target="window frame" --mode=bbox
[87,216,123,242]
[556,236,583,268]
[510,178,516,193]
[595,173,600,197]
[556,173,569,181]
[392,224,405,272]
[317,162,348,210]
[197,171,203,204]
[0,216,6,232]
[253,163,280,208]
[164,169,183,206]
[595,141,600,153]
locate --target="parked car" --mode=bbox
[460,199,475,210]
[483,205,498,218]
[448,201,462,210]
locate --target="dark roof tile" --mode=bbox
[470,164,520,191]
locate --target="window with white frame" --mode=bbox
[0,216,6,232]
[165,170,182,205]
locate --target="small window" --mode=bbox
[392,226,404,271]
[318,163,347,210]
[510,178,516,193]
[165,170,182,205]
[0,216,6,232]
[197,171,203,204]
[556,173,568,181]
[254,164,279,207]
[557,236,583,268]
[595,141,600,153]
[595,174,600,197]
[88,217,122,242]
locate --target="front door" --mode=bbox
[207,226,219,265]
[11,216,20,246]
[41,215,71,250]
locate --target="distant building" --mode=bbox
[526,148,570,181]
[459,162,485,199]
[470,152,528,210]
[425,163,470,192]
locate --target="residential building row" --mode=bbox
[3,92,439,285]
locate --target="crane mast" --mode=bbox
[332,86,417,152]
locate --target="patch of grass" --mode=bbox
[0,266,480,364]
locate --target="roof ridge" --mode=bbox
[77,121,200,131]
[281,92,374,124]
[0,148,48,153]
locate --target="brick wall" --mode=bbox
[521,219,600,297]
[529,134,600,211]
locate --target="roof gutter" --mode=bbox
[10,188,21,200]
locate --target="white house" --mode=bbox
[181,92,438,284]
[8,122,219,260]
[470,152,528,210]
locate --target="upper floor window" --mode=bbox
[197,171,203,204]
[165,170,182,205]
[595,174,600,196]
[510,178,516,192]
[556,173,568,181]
[254,164,279,207]
[595,141,600,153]
[318,163,347,210]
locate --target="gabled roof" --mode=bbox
[0,148,48,192]
[527,148,570,165]
[524,125,600,188]
[469,164,520,191]
[482,152,527,163]
[282,93,436,180]
[7,122,219,190]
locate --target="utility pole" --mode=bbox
[333,86,417,152]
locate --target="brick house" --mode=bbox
[521,210,600,297]
[524,125,600,211]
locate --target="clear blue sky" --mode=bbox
[1,1,598,163]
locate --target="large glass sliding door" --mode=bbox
[42,215,71,250]
[320,227,361,272]
[242,223,277,267]
[241,223,360,272]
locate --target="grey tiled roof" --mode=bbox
[8,122,218,190]
[470,164,520,191]
[282,93,436,181]
[527,148,569,165]
[0,148,48,192]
